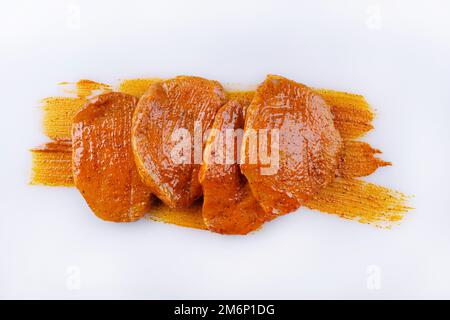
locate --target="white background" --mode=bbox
[1,0,449,299]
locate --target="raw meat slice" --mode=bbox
[132,76,227,208]
[199,100,273,234]
[72,92,152,222]
[241,75,342,215]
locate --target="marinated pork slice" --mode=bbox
[240,75,342,215]
[199,100,273,235]
[72,92,152,222]
[132,76,227,208]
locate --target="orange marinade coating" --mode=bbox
[241,75,343,215]
[72,92,152,222]
[132,76,227,208]
[199,100,273,234]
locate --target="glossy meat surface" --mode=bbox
[241,75,342,215]
[199,100,273,234]
[72,92,152,222]
[132,76,227,208]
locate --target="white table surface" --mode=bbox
[1,0,449,299]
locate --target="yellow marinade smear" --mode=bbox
[31,78,410,230]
